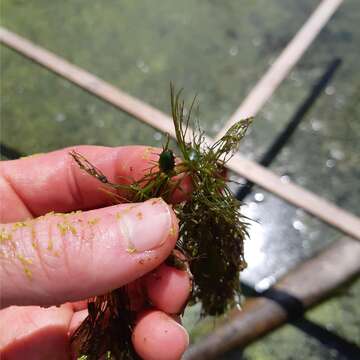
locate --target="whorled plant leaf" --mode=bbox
[70,84,252,359]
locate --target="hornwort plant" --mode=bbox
[70,85,252,359]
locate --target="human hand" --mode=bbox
[0,145,192,360]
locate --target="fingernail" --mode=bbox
[117,199,172,252]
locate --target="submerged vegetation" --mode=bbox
[70,85,252,359]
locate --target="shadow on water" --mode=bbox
[0,142,107,160]
[236,57,342,201]
[0,143,24,159]
[221,282,360,360]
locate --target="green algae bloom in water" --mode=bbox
[70,85,252,359]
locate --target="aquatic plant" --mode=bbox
[70,85,252,359]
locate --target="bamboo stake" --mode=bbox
[227,154,360,240]
[1,27,359,240]
[0,28,176,137]
[184,237,360,360]
[214,0,344,141]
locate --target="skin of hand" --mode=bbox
[0,145,192,360]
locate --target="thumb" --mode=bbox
[0,198,178,308]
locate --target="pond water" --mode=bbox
[1,0,359,359]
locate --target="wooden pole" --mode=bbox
[227,154,360,240]
[214,0,344,141]
[1,27,359,240]
[184,237,360,360]
[0,28,177,138]
[235,58,342,200]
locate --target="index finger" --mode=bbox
[0,145,192,222]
